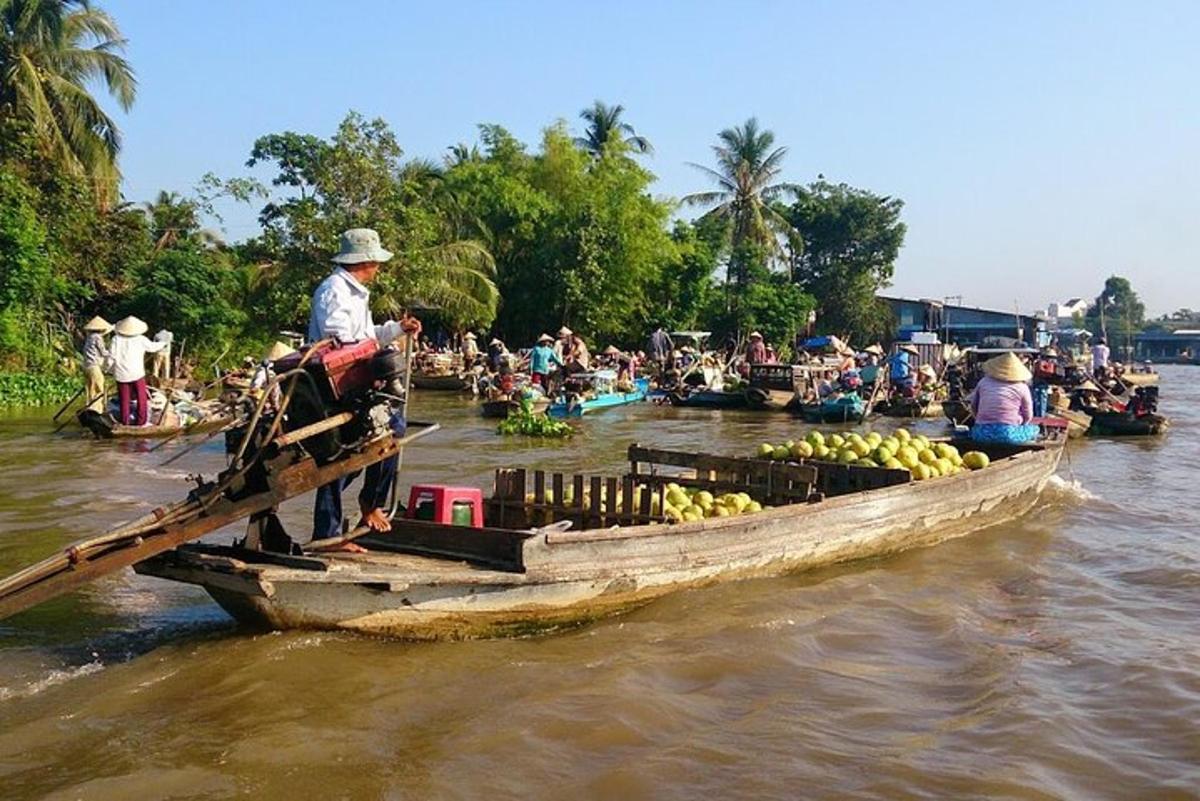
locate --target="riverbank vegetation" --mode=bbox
[1,0,911,400]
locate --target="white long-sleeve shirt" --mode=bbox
[307,268,403,345]
[109,334,166,382]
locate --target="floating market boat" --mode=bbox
[1087,410,1169,436]
[412,372,472,391]
[76,405,232,440]
[546,373,649,417]
[744,364,802,411]
[480,395,550,419]
[1118,371,1159,388]
[134,437,1065,639]
[798,394,866,424]
[875,396,944,419]
[666,387,748,409]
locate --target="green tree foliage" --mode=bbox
[784,180,906,343]
[574,100,653,157]
[0,168,56,369]
[0,0,136,197]
[1085,275,1145,350]
[443,123,677,346]
[126,246,246,350]
[242,112,498,334]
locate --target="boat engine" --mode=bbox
[228,340,408,467]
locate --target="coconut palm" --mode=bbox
[0,0,136,189]
[144,191,220,251]
[575,100,653,157]
[683,117,799,284]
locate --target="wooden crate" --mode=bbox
[489,468,668,531]
[627,445,817,506]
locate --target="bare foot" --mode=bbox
[360,507,391,532]
[311,540,369,554]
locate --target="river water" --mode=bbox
[0,367,1196,799]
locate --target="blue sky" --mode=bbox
[105,0,1198,316]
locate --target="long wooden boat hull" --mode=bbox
[668,389,748,409]
[1050,408,1091,438]
[77,409,232,440]
[411,374,471,391]
[744,387,796,411]
[480,397,549,419]
[1120,373,1159,388]
[137,441,1063,640]
[878,399,944,419]
[1088,411,1168,436]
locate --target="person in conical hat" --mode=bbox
[107,316,168,426]
[970,352,1038,444]
[460,331,480,361]
[81,317,113,412]
[529,333,564,389]
[263,341,295,362]
[745,331,767,364]
[251,342,295,407]
[309,228,422,551]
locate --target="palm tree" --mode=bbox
[0,0,136,192]
[575,100,653,157]
[144,191,220,251]
[683,118,799,287]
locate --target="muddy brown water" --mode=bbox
[1,368,1197,799]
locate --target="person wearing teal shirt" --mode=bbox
[530,333,562,388]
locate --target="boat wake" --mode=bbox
[1045,474,1100,503]
[0,658,104,703]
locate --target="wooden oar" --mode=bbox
[52,392,105,434]
[51,386,84,421]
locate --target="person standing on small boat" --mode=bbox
[308,228,421,551]
[647,325,673,371]
[746,331,767,363]
[529,333,562,389]
[888,343,918,394]
[109,316,168,426]
[969,352,1039,444]
[81,316,113,413]
[1092,337,1110,378]
[859,344,884,388]
[460,332,479,364]
[563,329,591,374]
[150,328,173,381]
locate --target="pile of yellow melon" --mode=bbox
[753,428,991,481]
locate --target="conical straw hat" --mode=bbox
[981,352,1032,383]
[263,341,295,362]
[114,316,148,337]
[83,316,112,333]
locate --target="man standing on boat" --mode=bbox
[308,228,421,551]
[647,325,673,369]
[1092,337,1111,378]
[81,316,113,412]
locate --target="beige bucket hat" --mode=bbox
[332,228,393,265]
[114,316,148,337]
[263,341,295,362]
[982,352,1032,383]
[83,316,113,334]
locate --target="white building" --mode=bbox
[1047,298,1089,328]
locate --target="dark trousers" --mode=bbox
[312,454,399,541]
[117,378,149,425]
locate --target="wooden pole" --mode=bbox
[51,386,84,421]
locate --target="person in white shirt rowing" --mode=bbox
[308,228,421,552]
[109,316,168,425]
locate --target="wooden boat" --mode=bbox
[1119,371,1159,388]
[1087,410,1169,436]
[667,388,748,409]
[481,395,550,419]
[77,407,233,440]
[411,372,471,391]
[877,397,944,419]
[135,437,1065,639]
[799,395,866,423]
[744,364,801,411]
[547,374,649,417]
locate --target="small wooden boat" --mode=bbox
[77,407,233,440]
[799,395,866,423]
[1119,371,1159,388]
[667,388,748,409]
[481,395,550,419]
[547,374,649,417]
[876,397,944,419]
[1049,408,1091,438]
[412,372,472,391]
[744,364,801,411]
[1087,410,1169,436]
[135,437,1064,639]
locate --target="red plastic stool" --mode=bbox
[405,485,484,528]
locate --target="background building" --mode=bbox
[1134,330,1200,363]
[880,295,1047,347]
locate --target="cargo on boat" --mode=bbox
[743,364,802,411]
[546,372,648,417]
[76,405,232,439]
[135,437,1064,640]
